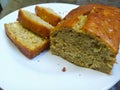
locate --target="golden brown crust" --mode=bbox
[55,4,120,54]
[4,23,49,59]
[17,9,53,38]
[35,6,61,26]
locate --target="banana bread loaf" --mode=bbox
[50,4,120,74]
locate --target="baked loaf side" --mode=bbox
[17,9,54,38]
[5,22,49,59]
[35,6,62,26]
[50,4,120,74]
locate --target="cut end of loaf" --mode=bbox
[50,14,116,74]
[50,28,116,74]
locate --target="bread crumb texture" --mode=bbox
[6,22,47,50]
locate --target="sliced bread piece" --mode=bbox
[17,9,54,38]
[35,6,61,26]
[4,22,49,59]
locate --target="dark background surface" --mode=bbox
[0,4,2,13]
[0,0,120,18]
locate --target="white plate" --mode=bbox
[0,3,120,90]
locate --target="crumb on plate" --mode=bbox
[62,67,66,72]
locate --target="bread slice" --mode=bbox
[17,9,54,38]
[35,6,61,26]
[50,4,120,74]
[5,22,49,59]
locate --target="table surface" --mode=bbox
[0,0,120,90]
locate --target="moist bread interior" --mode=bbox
[50,15,115,74]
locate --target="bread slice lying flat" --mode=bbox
[35,6,61,26]
[5,22,49,59]
[50,4,120,74]
[17,9,54,38]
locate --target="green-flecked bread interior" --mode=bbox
[50,15,116,74]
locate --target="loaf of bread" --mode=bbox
[5,22,49,59]
[35,6,61,26]
[17,9,54,38]
[50,4,120,74]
